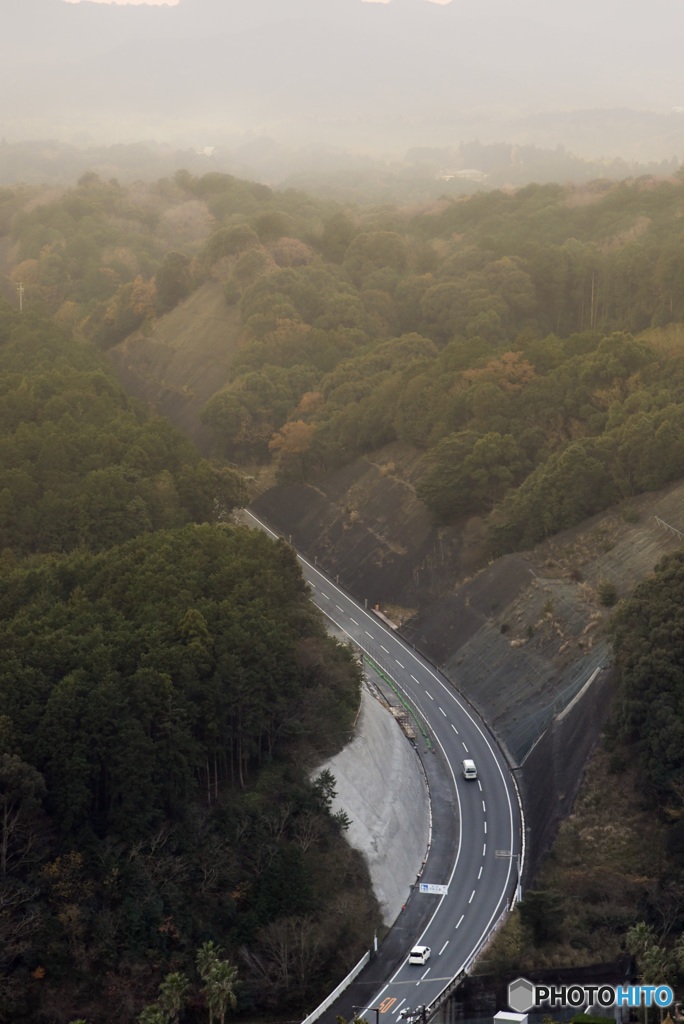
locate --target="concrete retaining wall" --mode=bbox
[318,686,431,925]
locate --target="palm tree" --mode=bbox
[205,960,238,1024]
[158,971,190,1023]
[137,1005,169,1024]
[196,940,222,983]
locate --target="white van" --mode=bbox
[462,759,477,780]
[408,945,431,965]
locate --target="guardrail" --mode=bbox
[422,900,511,1022]
[301,950,371,1024]
[363,654,433,750]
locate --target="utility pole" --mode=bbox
[17,282,24,312]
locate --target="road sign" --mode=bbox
[419,882,448,895]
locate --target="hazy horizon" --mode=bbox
[3,0,684,168]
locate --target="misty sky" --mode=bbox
[3,0,684,163]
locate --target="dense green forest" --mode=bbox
[178,171,684,552]
[10,168,684,561]
[0,307,378,1022]
[607,554,684,965]
[611,551,684,817]
[0,307,246,556]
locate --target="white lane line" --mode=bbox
[462,741,469,753]
[469,890,476,904]
[439,940,449,955]
[451,724,459,735]
[410,674,420,683]
[396,659,405,668]
[478,865,483,880]
[381,645,390,653]
[322,593,330,600]
[392,1000,406,1015]
[350,617,358,625]
[363,989,388,1019]
[482,800,486,813]
[420,967,431,980]
[484,821,487,834]
[336,604,344,611]
[439,707,447,717]
[483,843,487,856]
[478,780,483,792]
[365,631,374,638]
[425,690,434,700]
[456,914,464,929]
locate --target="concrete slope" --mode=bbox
[317,685,430,927]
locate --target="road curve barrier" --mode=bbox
[300,950,371,1024]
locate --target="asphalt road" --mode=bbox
[241,510,523,1021]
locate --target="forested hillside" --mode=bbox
[611,550,684,810]
[11,170,684,567]
[0,307,246,555]
[187,172,684,555]
[0,306,378,1022]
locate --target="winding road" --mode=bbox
[242,510,523,1021]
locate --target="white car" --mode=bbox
[462,758,477,780]
[408,945,431,965]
